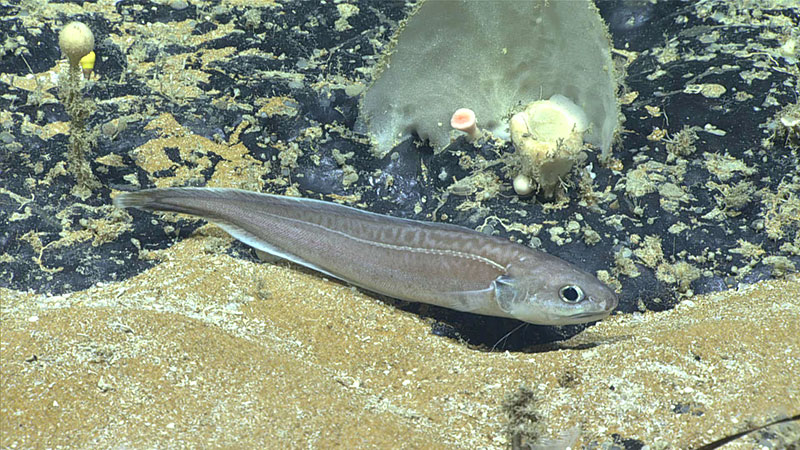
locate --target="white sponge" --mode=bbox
[510,95,589,197]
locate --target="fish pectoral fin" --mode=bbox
[493,275,520,314]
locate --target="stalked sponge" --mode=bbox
[59,22,95,68]
[359,0,619,158]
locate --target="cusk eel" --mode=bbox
[114,188,618,325]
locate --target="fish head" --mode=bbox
[494,254,618,325]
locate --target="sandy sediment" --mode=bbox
[2,230,798,448]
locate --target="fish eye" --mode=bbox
[559,285,584,303]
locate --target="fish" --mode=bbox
[113,187,618,325]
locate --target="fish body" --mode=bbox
[114,188,618,325]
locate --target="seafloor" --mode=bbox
[2,241,800,448]
[1,0,799,448]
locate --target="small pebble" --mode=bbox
[169,0,189,10]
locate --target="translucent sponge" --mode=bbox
[359,0,619,159]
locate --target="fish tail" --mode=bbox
[113,187,274,223]
[113,188,185,212]
[113,187,225,215]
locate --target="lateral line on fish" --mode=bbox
[257,210,507,272]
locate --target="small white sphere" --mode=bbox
[59,22,95,67]
[513,174,534,196]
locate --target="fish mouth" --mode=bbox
[566,310,612,323]
[590,295,618,311]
